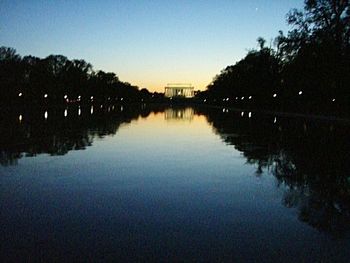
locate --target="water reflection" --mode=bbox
[0,105,164,166]
[164,107,194,121]
[1,106,349,239]
[199,107,350,237]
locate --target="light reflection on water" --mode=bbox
[0,106,349,262]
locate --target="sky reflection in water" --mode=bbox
[1,106,349,262]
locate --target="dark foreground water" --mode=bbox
[1,105,349,262]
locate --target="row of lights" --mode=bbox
[222,109,279,124]
[18,92,125,102]
[18,105,124,122]
[221,109,337,131]
[204,90,336,102]
[220,110,334,133]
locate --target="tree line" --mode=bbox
[0,47,165,106]
[197,0,350,116]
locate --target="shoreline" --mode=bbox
[1,101,349,124]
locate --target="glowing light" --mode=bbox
[100,105,103,109]
[78,107,81,116]
[44,94,48,98]
[44,111,48,119]
[18,92,23,97]
[64,109,68,117]
[241,112,244,117]
[273,93,277,98]
[222,108,225,112]
[226,98,229,101]
[90,96,94,100]
[248,96,252,100]
[248,112,252,118]
[64,95,68,99]
[241,96,244,100]
[298,91,303,95]
[121,98,124,101]
[332,98,336,102]
[235,97,238,100]
[78,95,81,101]
[120,106,124,111]
[19,114,22,121]
[90,106,94,114]
[203,99,207,102]
[274,117,277,123]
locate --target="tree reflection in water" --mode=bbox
[0,105,165,166]
[200,107,350,237]
[1,106,349,237]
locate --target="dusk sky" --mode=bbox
[1,0,304,92]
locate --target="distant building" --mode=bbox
[164,83,194,98]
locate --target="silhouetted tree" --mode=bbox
[0,47,153,107]
[197,0,350,116]
[204,38,281,109]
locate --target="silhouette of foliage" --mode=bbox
[197,0,350,116]
[0,48,163,106]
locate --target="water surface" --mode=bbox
[1,106,349,262]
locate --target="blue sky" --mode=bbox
[1,0,304,92]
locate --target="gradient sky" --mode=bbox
[1,0,304,92]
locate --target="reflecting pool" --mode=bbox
[1,105,349,262]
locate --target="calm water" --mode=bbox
[1,105,349,262]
